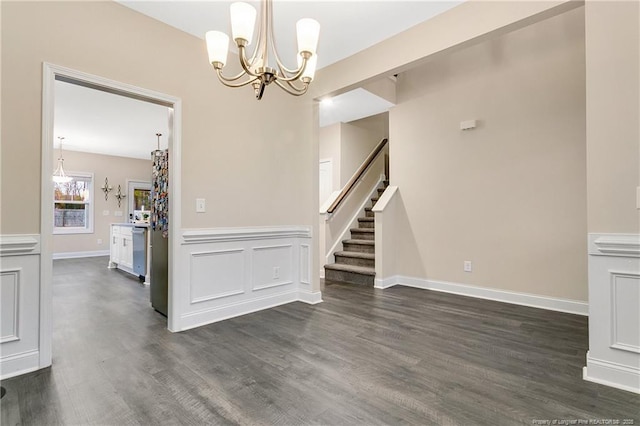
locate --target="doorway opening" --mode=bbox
[40,63,182,371]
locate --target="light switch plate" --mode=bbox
[114,211,123,217]
[103,210,109,216]
[196,198,206,213]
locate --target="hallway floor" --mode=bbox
[1,257,638,425]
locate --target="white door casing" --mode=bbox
[40,63,183,374]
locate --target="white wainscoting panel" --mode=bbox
[300,244,310,285]
[1,269,21,343]
[252,245,293,291]
[610,272,640,354]
[190,249,246,303]
[177,226,319,331]
[584,233,640,394]
[0,235,41,379]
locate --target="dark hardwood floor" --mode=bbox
[1,256,638,425]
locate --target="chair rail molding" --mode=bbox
[0,234,41,256]
[590,233,640,257]
[182,226,312,244]
[584,233,640,394]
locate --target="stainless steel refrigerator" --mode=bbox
[150,148,168,316]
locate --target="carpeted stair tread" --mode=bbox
[334,251,375,260]
[343,239,374,245]
[324,263,375,276]
[358,217,374,222]
[350,227,374,233]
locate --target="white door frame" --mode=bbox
[41,63,183,370]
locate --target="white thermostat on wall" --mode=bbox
[460,119,477,130]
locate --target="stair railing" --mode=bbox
[326,138,388,214]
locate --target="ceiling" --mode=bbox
[117,1,463,70]
[54,80,170,160]
[57,1,463,158]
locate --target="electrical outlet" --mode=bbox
[464,261,472,272]
[97,239,103,245]
[114,211,123,217]
[273,266,280,279]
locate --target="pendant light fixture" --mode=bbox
[205,0,320,100]
[152,133,164,157]
[52,136,73,183]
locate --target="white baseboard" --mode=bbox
[583,352,640,394]
[53,250,110,260]
[374,276,398,289]
[299,290,323,304]
[0,349,40,380]
[382,275,588,316]
[179,290,301,331]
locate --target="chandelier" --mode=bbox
[52,136,73,183]
[205,0,320,100]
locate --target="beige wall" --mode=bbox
[1,1,314,235]
[52,150,152,255]
[585,0,639,234]
[339,121,381,186]
[319,114,387,191]
[390,8,588,300]
[348,112,389,142]
[319,123,341,193]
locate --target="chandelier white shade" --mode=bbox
[52,137,73,184]
[205,0,320,100]
[230,2,257,44]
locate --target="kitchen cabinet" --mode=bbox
[111,225,133,269]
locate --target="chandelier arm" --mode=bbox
[216,69,259,88]
[273,78,309,96]
[273,57,307,82]
[238,45,262,78]
[214,66,250,82]
[282,78,311,93]
[267,1,298,76]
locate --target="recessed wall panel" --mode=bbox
[252,244,293,290]
[190,249,245,303]
[1,269,20,343]
[300,244,310,285]
[611,272,640,353]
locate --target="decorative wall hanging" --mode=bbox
[115,184,126,208]
[101,177,113,200]
[151,133,169,238]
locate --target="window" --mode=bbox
[126,180,151,222]
[133,188,151,211]
[54,172,94,234]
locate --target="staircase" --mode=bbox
[324,181,389,286]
